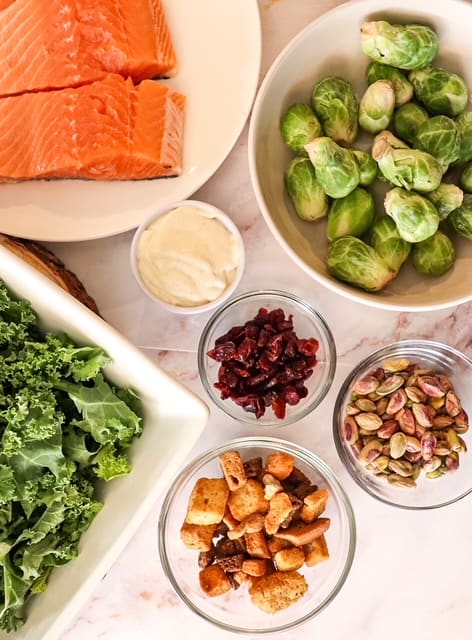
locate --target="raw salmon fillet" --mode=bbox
[0,74,185,180]
[0,0,177,97]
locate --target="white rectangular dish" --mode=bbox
[0,245,209,640]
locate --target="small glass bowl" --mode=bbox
[197,290,337,426]
[333,339,472,510]
[158,437,356,634]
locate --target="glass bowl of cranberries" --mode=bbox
[197,290,337,426]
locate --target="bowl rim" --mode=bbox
[130,198,245,315]
[247,0,472,313]
[332,338,472,510]
[197,289,337,426]
[158,435,357,634]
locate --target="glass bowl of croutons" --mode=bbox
[158,436,356,633]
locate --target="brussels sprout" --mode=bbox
[455,111,472,165]
[311,76,359,146]
[352,149,378,186]
[284,157,329,221]
[280,104,323,156]
[384,187,440,243]
[361,21,439,70]
[370,216,411,273]
[448,193,472,239]
[359,80,396,135]
[393,103,429,145]
[327,187,376,241]
[327,236,395,291]
[425,183,464,220]
[414,115,461,169]
[409,66,469,117]
[305,137,360,198]
[412,231,456,276]
[372,131,443,193]
[366,61,414,107]
[460,163,472,193]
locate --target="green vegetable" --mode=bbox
[372,131,443,193]
[280,103,323,156]
[305,137,360,198]
[327,187,376,241]
[361,21,439,70]
[327,236,395,291]
[0,281,142,631]
[449,193,472,239]
[409,65,469,117]
[425,183,464,220]
[311,76,359,146]
[455,111,472,165]
[359,80,396,134]
[393,103,429,145]
[412,230,456,276]
[414,115,461,169]
[460,163,472,193]
[284,157,329,221]
[352,149,378,186]
[370,216,411,274]
[366,61,414,107]
[384,187,440,242]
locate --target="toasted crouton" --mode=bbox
[273,547,305,572]
[227,513,265,540]
[273,518,331,546]
[304,534,330,567]
[249,570,308,613]
[267,536,292,555]
[264,492,293,535]
[262,473,283,500]
[199,564,232,597]
[185,478,229,526]
[265,452,295,480]
[300,489,330,523]
[241,558,270,577]
[244,530,271,559]
[220,450,247,491]
[227,478,269,522]
[180,522,216,551]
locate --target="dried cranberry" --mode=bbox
[208,305,323,420]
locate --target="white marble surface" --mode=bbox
[44,1,472,638]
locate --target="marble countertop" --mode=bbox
[44,1,472,638]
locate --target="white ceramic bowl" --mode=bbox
[248,0,472,312]
[0,245,209,640]
[130,199,245,314]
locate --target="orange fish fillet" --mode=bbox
[0,0,177,97]
[0,74,185,180]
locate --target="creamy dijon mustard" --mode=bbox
[136,205,241,307]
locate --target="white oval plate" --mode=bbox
[249,0,472,312]
[0,0,261,242]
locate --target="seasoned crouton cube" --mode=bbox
[233,570,252,586]
[267,536,292,555]
[227,512,265,540]
[249,571,308,613]
[180,522,216,551]
[264,492,293,535]
[244,530,271,559]
[265,452,295,480]
[227,478,269,522]
[273,547,305,572]
[242,558,270,577]
[220,450,247,491]
[185,478,229,526]
[300,489,330,523]
[222,506,240,532]
[199,564,232,597]
[304,534,330,567]
[273,518,331,546]
[262,473,283,500]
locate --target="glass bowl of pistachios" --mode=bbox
[333,339,472,509]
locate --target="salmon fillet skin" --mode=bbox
[0,74,185,180]
[0,0,177,97]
